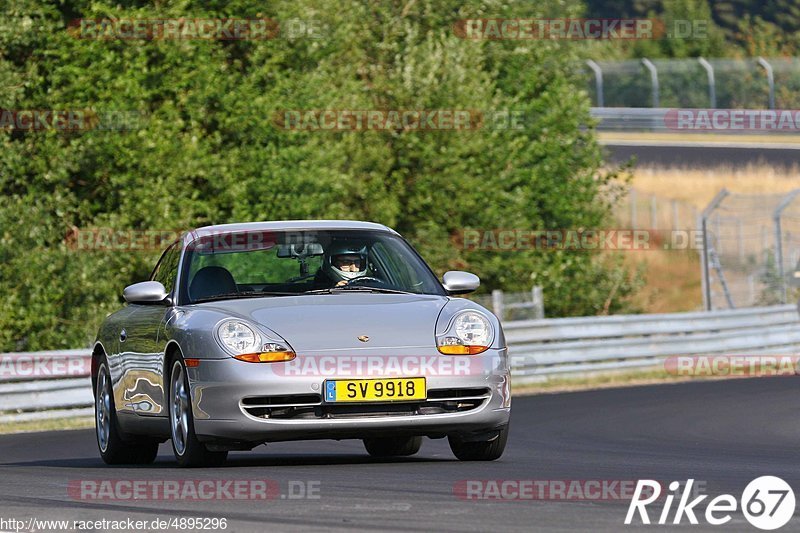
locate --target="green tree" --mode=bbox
[0,0,641,351]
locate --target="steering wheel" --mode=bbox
[345,276,383,286]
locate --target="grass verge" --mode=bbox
[0,416,93,435]
[628,164,800,208]
[512,368,732,395]
[599,131,800,145]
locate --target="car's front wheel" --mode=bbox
[363,436,422,457]
[448,424,509,461]
[95,360,159,465]
[169,357,227,468]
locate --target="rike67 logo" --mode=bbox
[625,477,795,530]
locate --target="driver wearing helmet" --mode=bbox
[321,244,368,287]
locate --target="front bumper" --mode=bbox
[188,349,511,444]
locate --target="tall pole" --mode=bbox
[773,189,800,304]
[700,189,730,310]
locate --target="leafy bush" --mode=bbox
[0,0,641,350]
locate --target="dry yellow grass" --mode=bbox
[598,131,800,145]
[623,248,703,313]
[605,163,797,313]
[625,164,800,208]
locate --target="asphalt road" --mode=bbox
[1,378,799,532]
[603,142,800,169]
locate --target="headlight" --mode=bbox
[216,320,295,363]
[437,311,493,355]
[218,320,260,354]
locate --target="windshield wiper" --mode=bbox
[193,291,295,304]
[303,286,415,295]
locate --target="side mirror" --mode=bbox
[123,281,169,304]
[442,271,480,295]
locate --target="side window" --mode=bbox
[151,242,181,295]
[372,242,414,288]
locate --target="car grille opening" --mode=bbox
[427,387,490,400]
[240,388,490,420]
[241,394,321,406]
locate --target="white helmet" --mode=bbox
[324,244,367,283]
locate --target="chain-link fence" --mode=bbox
[471,287,544,321]
[585,57,800,109]
[701,189,800,310]
[619,188,698,231]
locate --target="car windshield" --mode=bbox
[180,229,445,303]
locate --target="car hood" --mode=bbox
[197,293,449,352]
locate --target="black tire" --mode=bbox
[363,436,422,457]
[168,357,228,468]
[448,424,509,461]
[95,360,159,465]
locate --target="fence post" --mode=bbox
[737,218,744,264]
[671,199,679,231]
[532,286,544,319]
[773,189,800,303]
[491,289,504,320]
[700,189,730,311]
[650,195,658,229]
[757,57,775,110]
[698,57,716,108]
[586,59,604,107]
[641,58,660,107]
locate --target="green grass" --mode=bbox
[598,131,800,144]
[512,368,729,395]
[0,416,94,435]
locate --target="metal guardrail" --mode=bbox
[591,107,669,131]
[1,304,799,422]
[0,350,93,423]
[508,304,800,383]
[590,107,800,133]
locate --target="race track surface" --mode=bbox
[604,142,800,169]
[1,377,797,532]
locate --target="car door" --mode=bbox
[118,241,181,417]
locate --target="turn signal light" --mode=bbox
[437,345,489,355]
[233,351,296,363]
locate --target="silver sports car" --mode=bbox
[92,221,511,467]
